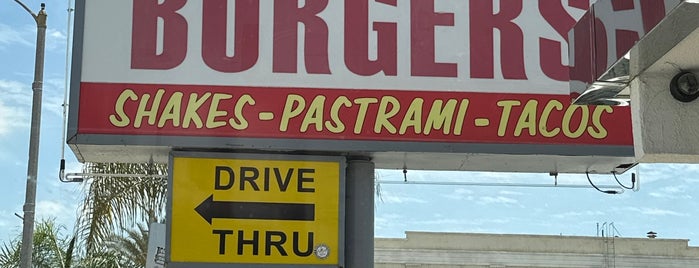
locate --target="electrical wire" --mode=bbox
[586,172,622,194]
[612,171,635,190]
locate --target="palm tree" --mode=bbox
[1,163,165,268]
[0,218,75,268]
[105,223,150,267]
[74,244,133,268]
[74,162,167,255]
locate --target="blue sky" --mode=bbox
[1,0,85,243]
[1,0,699,247]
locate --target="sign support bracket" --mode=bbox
[345,159,375,268]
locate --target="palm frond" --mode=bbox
[0,219,73,268]
[105,223,149,267]
[0,239,20,268]
[75,162,167,255]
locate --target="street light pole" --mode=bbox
[15,1,47,268]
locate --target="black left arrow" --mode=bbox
[194,195,316,224]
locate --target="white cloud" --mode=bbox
[0,209,13,228]
[552,210,605,219]
[658,186,683,194]
[409,217,510,234]
[0,23,67,52]
[375,213,408,235]
[498,190,524,196]
[0,79,31,103]
[469,218,511,225]
[34,199,79,231]
[36,200,70,218]
[0,76,67,136]
[634,164,699,185]
[0,23,32,48]
[477,196,520,206]
[647,192,677,198]
[378,191,428,204]
[0,99,28,135]
[48,28,67,41]
[623,206,689,217]
[45,28,68,51]
[641,208,688,217]
[444,188,474,200]
[648,186,693,199]
[413,218,461,225]
[416,217,511,227]
[0,79,31,135]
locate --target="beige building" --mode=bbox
[375,232,699,268]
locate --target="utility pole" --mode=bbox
[15,1,47,268]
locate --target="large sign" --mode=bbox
[68,0,635,173]
[167,152,344,267]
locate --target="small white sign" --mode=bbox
[146,223,166,268]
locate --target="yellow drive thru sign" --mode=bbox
[168,153,344,267]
